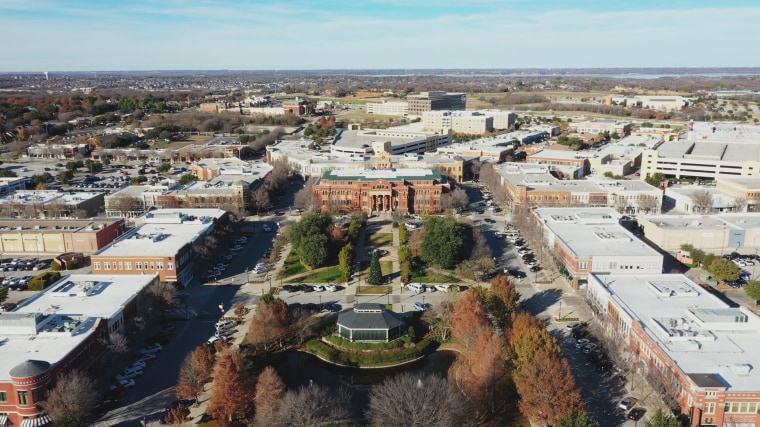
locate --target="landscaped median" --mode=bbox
[304,336,438,368]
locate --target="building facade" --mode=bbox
[0,274,158,427]
[0,219,126,255]
[91,209,228,286]
[313,168,450,214]
[365,101,409,116]
[587,273,760,427]
[406,91,466,116]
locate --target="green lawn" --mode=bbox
[278,252,307,278]
[412,269,458,283]
[357,285,392,294]
[288,266,343,283]
[365,232,393,247]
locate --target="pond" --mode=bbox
[271,350,459,418]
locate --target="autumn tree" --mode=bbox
[449,291,491,349]
[637,194,661,213]
[449,330,511,423]
[366,372,465,427]
[192,344,216,380]
[271,384,352,427]
[248,296,291,352]
[483,275,520,329]
[644,410,682,427]
[176,353,205,402]
[508,311,562,374]
[513,350,583,426]
[555,410,599,427]
[207,350,254,425]
[254,366,286,427]
[42,370,98,424]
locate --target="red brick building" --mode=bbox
[588,273,760,427]
[312,168,450,214]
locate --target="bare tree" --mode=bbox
[254,366,286,427]
[733,196,748,213]
[252,187,271,212]
[106,332,130,354]
[293,176,318,210]
[691,189,714,213]
[449,187,470,209]
[366,372,465,427]
[107,195,143,217]
[42,370,98,422]
[470,160,482,181]
[613,195,630,214]
[272,384,352,427]
[637,194,661,214]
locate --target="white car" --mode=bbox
[215,319,237,331]
[434,284,450,292]
[312,285,325,292]
[325,284,337,292]
[110,378,136,390]
[494,232,505,239]
[116,370,142,381]
[140,343,163,354]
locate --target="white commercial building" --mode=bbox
[365,101,409,116]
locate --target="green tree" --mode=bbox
[58,170,74,184]
[178,173,197,185]
[744,280,760,301]
[708,258,740,281]
[367,250,383,285]
[398,246,412,282]
[646,173,666,187]
[338,243,354,282]
[398,222,409,244]
[299,233,329,268]
[421,216,466,269]
[644,410,682,427]
[157,163,172,173]
[131,175,148,184]
[0,169,18,178]
[555,410,599,427]
[0,287,8,305]
[348,220,362,242]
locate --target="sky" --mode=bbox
[1,0,759,72]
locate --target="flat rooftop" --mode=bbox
[0,274,156,381]
[535,207,661,257]
[0,190,102,206]
[0,218,119,233]
[590,273,760,391]
[684,122,760,143]
[322,168,441,182]
[96,209,225,257]
[333,129,442,151]
[656,140,760,162]
[642,213,760,231]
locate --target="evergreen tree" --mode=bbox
[367,250,383,285]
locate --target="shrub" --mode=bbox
[50,262,61,271]
[28,272,62,291]
[306,338,436,367]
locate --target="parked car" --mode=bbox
[494,232,505,239]
[414,302,431,311]
[582,343,598,354]
[574,338,589,349]
[325,284,337,292]
[618,397,637,411]
[215,320,237,331]
[137,352,157,362]
[628,408,646,421]
[506,269,526,279]
[435,284,451,292]
[140,343,163,354]
[312,285,325,292]
[115,370,142,381]
[109,378,135,390]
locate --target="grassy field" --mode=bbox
[412,269,458,284]
[289,266,343,283]
[278,252,308,278]
[357,285,392,294]
[364,232,393,247]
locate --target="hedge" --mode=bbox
[324,334,410,351]
[305,338,437,367]
[28,272,62,291]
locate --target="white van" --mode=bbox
[406,282,425,293]
[262,224,271,232]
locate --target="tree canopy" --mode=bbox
[421,216,468,269]
[288,211,334,268]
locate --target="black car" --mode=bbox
[530,265,541,272]
[628,408,646,421]
[507,269,526,279]
[484,218,496,223]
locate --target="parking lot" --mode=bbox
[0,256,55,310]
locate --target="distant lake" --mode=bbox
[271,350,458,418]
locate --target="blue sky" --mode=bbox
[1,0,758,72]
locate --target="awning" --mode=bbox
[19,415,52,427]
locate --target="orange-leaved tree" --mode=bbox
[450,291,491,350]
[206,350,255,425]
[513,349,582,426]
[253,366,286,427]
